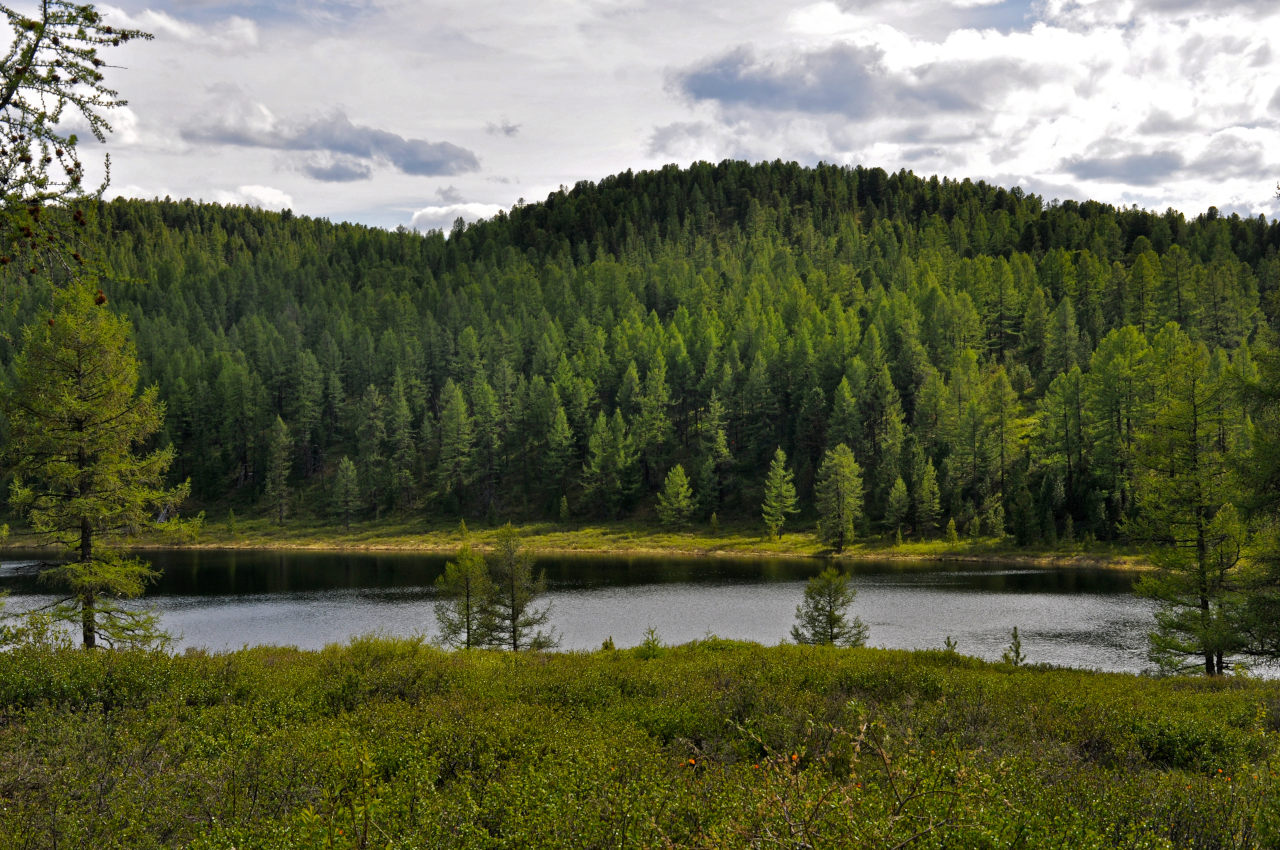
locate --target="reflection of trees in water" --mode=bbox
[3,552,1141,598]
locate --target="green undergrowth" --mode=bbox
[0,639,1275,847]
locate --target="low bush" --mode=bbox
[0,640,1276,847]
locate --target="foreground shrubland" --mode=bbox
[1,638,1277,848]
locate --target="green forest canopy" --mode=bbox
[2,161,1278,545]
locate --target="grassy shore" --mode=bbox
[0,637,1273,848]
[107,514,1146,569]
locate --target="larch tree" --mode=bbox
[885,476,910,540]
[1235,339,1280,660]
[1,2,149,283]
[761,447,798,540]
[331,455,360,531]
[262,415,290,525]
[436,378,472,511]
[791,566,867,647]
[1128,324,1245,675]
[814,443,863,552]
[655,463,695,527]
[487,524,556,651]
[434,543,494,650]
[4,281,190,648]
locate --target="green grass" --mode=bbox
[106,512,1146,568]
[0,638,1274,847]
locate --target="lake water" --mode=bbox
[0,549,1158,672]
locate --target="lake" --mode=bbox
[0,548,1159,672]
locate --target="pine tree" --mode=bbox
[656,464,695,527]
[386,371,417,511]
[696,390,733,516]
[762,447,799,540]
[814,443,863,552]
[436,378,472,511]
[488,525,556,651]
[1128,325,1244,675]
[262,416,291,525]
[355,384,387,516]
[915,458,942,537]
[886,476,910,538]
[791,567,867,646]
[4,282,189,649]
[332,456,360,531]
[434,543,494,649]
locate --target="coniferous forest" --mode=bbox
[5,161,1278,548]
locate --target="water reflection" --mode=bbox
[0,549,1155,672]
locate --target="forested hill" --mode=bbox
[3,161,1279,543]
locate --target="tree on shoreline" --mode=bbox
[656,463,695,527]
[332,456,360,531]
[1128,325,1244,675]
[488,524,556,651]
[434,543,495,650]
[791,567,867,647]
[814,443,863,552]
[762,447,798,540]
[4,281,190,648]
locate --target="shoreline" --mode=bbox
[1,519,1150,570]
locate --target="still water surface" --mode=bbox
[0,549,1156,672]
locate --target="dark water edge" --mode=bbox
[0,548,1160,672]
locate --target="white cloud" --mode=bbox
[101,6,258,51]
[87,0,1280,228]
[675,0,1280,217]
[410,202,507,233]
[212,184,295,210]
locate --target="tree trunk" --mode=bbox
[82,592,97,650]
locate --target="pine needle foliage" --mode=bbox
[4,281,190,648]
[791,567,868,647]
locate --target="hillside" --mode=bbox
[2,162,1279,546]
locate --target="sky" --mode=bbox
[51,0,1280,231]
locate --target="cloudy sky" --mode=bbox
[69,0,1280,231]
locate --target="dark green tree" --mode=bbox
[262,415,290,525]
[791,567,868,646]
[332,455,360,531]
[436,378,472,510]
